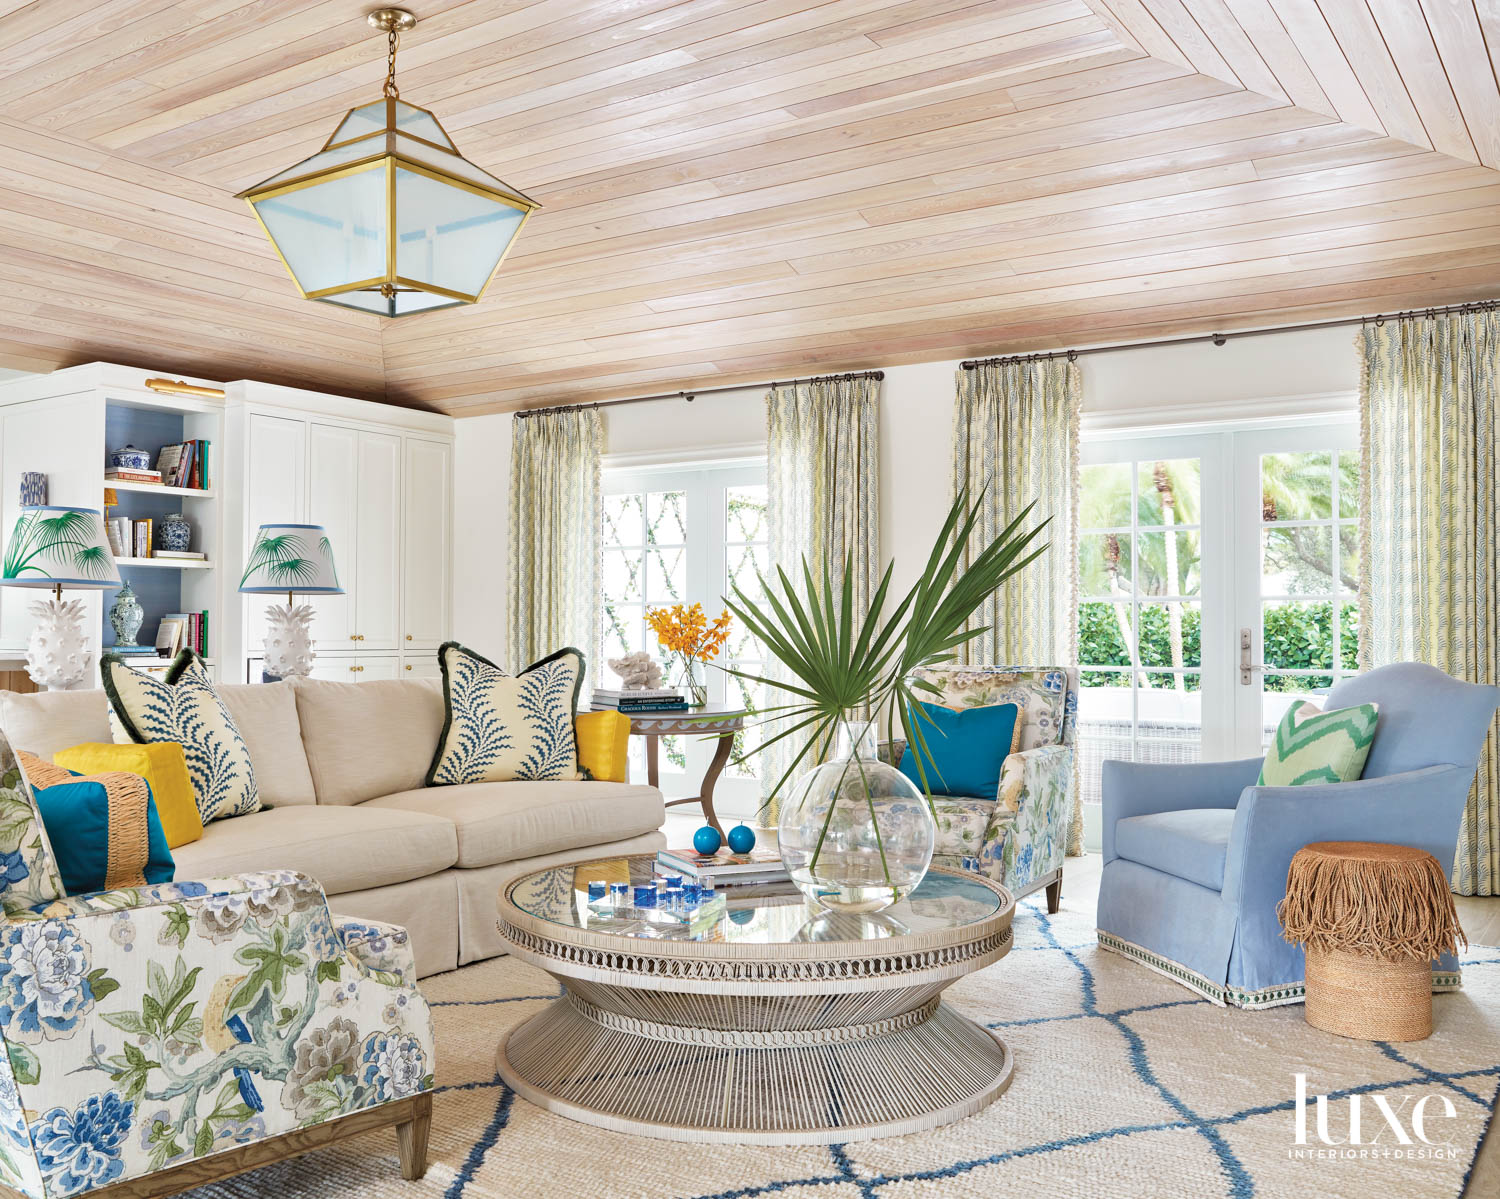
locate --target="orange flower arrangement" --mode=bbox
[646,602,732,703]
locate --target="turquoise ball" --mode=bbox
[692,825,722,855]
[726,824,756,854]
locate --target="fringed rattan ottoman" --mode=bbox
[1278,841,1466,1042]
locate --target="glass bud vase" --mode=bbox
[676,660,708,707]
[777,719,935,914]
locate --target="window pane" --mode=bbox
[1263,673,1334,748]
[645,544,686,603]
[1137,601,1200,669]
[1080,533,1131,597]
[1263,526,1333,594]
[1338,451,1360,518]
[1137,458,1200,526]
[601,603,643,667]
[603,493,642,545]
[1137,530,1200,596]
[1263,601,1334,670]
[726,540,769,603]
[726,485,767,543]
[647,491,686,544]
[1081,463,1133,528]
[1076,670,1132,806]
[1078,601,1134,668]
[1261,451,1332,521]
[602,548,641,603]
[1340,602,1361,671]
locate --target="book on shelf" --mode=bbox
[105,468,161,484]
[142,441,211,490]
[108,644,158,656]
[104,518,127,557]
[131,519,152,558]
[154,550,206,560]
[655,846,788,884]
[154,444,182,485]
[161,610,209,656]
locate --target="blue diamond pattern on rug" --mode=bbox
[182,896,1500,1199]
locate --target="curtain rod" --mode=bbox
[960,298,1500,369]
[513,369,884,419]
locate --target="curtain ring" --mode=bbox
[1066,349,1078,363]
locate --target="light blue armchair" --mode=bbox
[1096,663,1499,1008]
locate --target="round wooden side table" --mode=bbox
[1279,841,1466,1042]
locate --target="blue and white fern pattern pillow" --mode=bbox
[426,643,584,786]
[102,650,259,822]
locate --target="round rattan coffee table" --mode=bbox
[495,856,1015,1144]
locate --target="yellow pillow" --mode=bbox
[53,743,203,849]
[574,711,631,783]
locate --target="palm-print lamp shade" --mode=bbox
[239,524,344,595]
[1,506,121,589]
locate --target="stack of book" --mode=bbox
[158,611,209,656]
[105,518,164,558]
[590,687,687,713]
[104,466,161,486]
[655,846,789,887]
[154,441,211,490]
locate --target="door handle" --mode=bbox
[1239,627,1267,685]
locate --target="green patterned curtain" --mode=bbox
[507,408,602,677]
[1361,311,1500,895]
[952,357,1081,853]
[952,358,1080,665]
[761,376,880,809]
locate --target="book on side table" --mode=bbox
[656,846,789,886]
[590,687,688,714]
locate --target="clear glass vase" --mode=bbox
[675,660,708,707]
[777,719,935,913]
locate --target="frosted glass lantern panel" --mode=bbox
[392,102,455,149]
[321,287,459,317]
[330,100,392,145]
[392,135,528,201]
[393,167,525,297]
[252,139,389,190]
[254,168,386,295]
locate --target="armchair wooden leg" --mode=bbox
[396,1092,432,1181]
[1045,875,1062,914]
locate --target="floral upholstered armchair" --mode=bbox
[883,666,1078,912]
[0,732,434,1199]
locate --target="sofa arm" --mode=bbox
[976,744,1073,886]
[575,710,631,783]
[1221,764,1473,911]
[1101,757,1263,864]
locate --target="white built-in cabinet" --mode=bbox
[226,380,454,683]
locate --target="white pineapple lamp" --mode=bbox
[239,523,343,679]
[0,505,121,689]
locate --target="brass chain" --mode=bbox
[382,28,400,99]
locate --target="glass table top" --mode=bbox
[504,855,1006,946]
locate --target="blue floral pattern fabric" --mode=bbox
[101,650,259,823]
[0,740,435,1199]
[427,643,584,786]
[891,667,1079,895]
[0,742,62,911]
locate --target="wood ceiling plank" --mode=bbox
[1263,0,1385,134]
[1312,0,1431,150]
[1218,0,1333,115]
[1361,0,1474,162]
[1136,0,1240,84]
[1414,0,1500,166]
[1088,0,1192,68]
[1167,0,1288,100]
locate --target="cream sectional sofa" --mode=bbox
[0,676,666,977]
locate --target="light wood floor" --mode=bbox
[662,814,1499,1192]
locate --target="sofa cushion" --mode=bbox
[0,689,110,761]
[103,650,259,823]
[169,804,457,894]
[427,643,584,786]
[292,676,444,805]
[218,682,317,807]
[1114,808,1236,892]
[366,781,664,868]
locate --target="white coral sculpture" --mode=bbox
[607,650,665,690]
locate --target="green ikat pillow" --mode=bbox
[427,643,585,786]
[1259,699,1380,787]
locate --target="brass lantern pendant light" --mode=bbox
[237,8,538,317]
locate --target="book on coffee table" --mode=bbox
[656,846,788,885]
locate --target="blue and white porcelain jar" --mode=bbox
[108,445,152,471]
[109,582,144,647]
[157,512,191,552]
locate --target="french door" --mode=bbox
[1077,416,1359,818]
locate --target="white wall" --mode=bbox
[453,325,1360,655]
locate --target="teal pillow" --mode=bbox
[30,770,173,896]
[898,701,1021,797]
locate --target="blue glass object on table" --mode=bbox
[693,825,722,855]
[664,881,685,911]
[609,882,629,907]
[633,884,657,909]
[726,824,756,854]
[587,880,608,904]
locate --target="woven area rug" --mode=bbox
[186,897,1500,1199]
